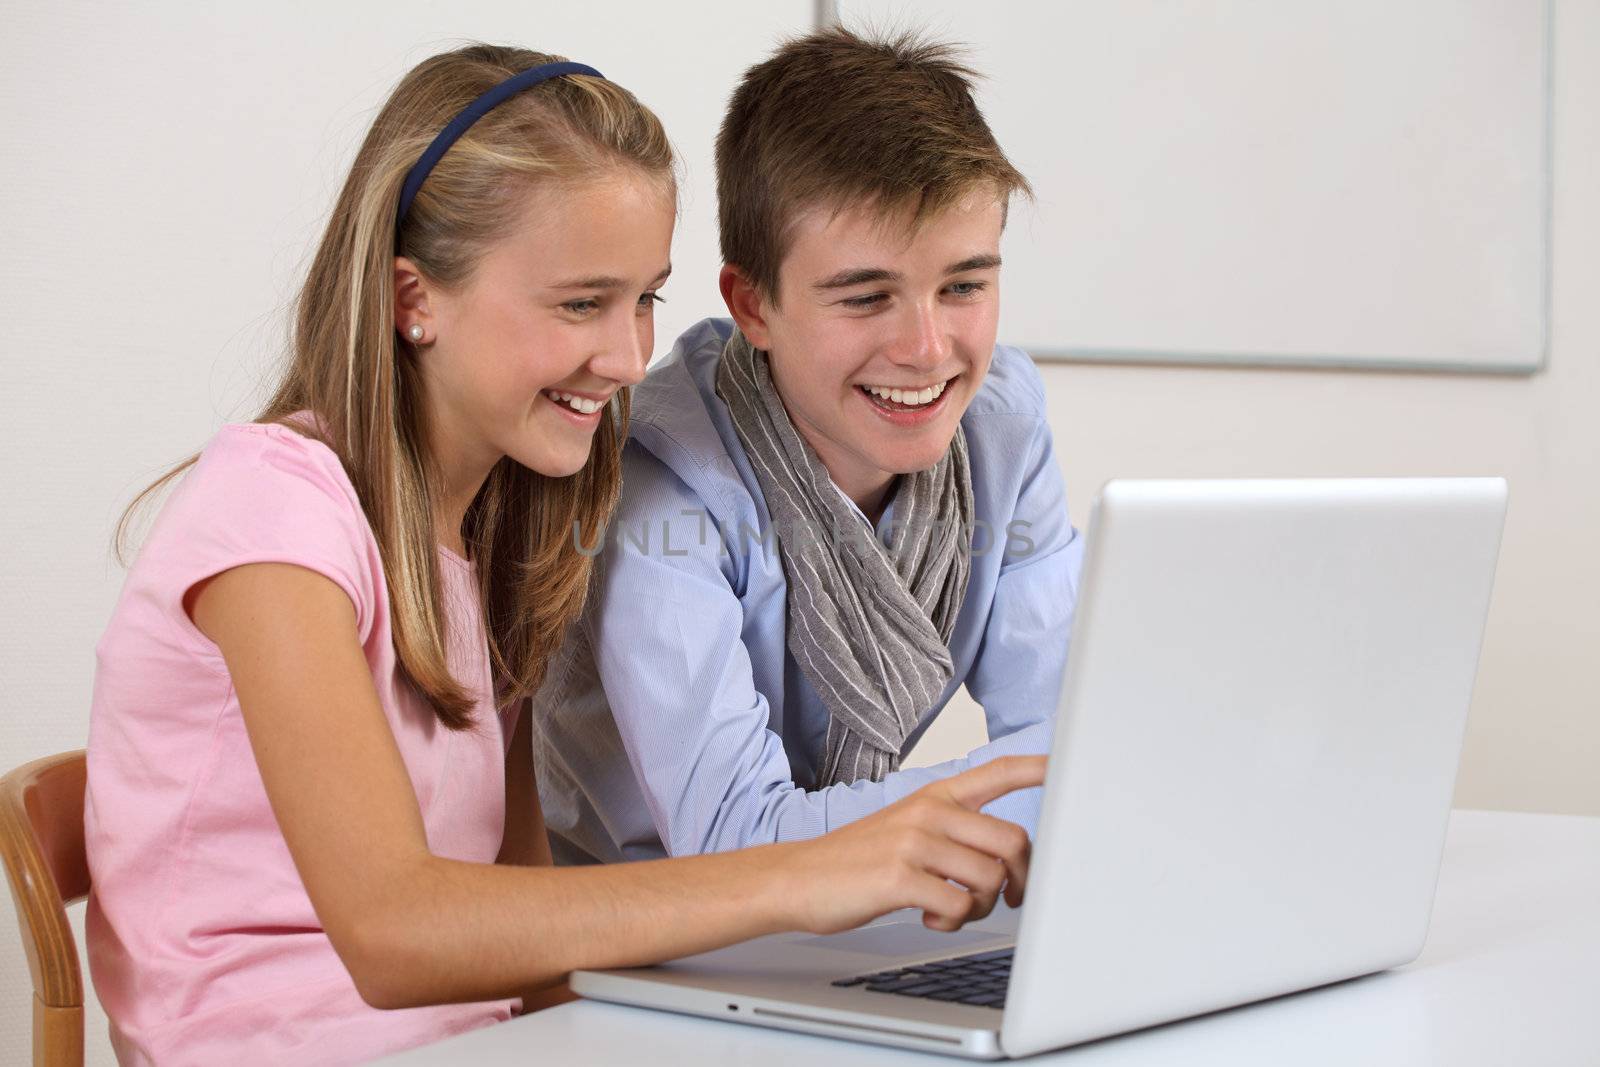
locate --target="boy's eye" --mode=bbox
[563,298,600,315]
[842,293,887,309]
[948,281,988,297]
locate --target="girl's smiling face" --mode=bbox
[398,168,675,497]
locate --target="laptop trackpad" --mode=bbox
[799,921,1006,958]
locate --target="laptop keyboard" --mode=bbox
[829,947,1012,1008]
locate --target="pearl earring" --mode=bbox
[407,324,425,342]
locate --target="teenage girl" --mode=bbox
[84,44,1042,1066]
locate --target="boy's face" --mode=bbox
[724,188,1005,511]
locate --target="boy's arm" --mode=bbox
[584,451,1048,855]
[958,414,1085,829]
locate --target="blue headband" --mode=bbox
[396,60,605,228]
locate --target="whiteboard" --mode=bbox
[835,1,1551,372]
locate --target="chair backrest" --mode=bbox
[0,750,89,1067]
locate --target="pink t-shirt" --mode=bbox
[85,422,519,1066]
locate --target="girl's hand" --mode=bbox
[779,755,1046,935]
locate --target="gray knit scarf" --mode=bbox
[715,330,974,787]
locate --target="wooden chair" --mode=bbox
[0,751,89,1067]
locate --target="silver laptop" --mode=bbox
[572,477,1508,1059]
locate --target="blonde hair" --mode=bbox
[121,44,674,728]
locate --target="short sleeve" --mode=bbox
[137,422,381,655]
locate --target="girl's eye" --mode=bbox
[637,291,664,312]
[842,293,887,310]
[563,298,601,316]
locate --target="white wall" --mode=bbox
[1032,0,1599,817]
[4,3,1597,1064]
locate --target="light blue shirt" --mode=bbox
[532,318,1084,862]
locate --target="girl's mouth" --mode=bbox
[542,389,606,423]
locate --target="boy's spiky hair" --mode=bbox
[716,26,1030,302]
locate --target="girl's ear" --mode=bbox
[719,264,774,350]
[394,257,435,343]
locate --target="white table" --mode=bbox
[378,811,1600,1064]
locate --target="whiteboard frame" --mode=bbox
[824,2,1554,376]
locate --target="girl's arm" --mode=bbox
[189,561,1041,1011]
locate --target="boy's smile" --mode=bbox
[724,186,1006,520]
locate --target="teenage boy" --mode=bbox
[534,27,1083,863]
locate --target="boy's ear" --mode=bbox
[393,256,434,339]
[719,264,774,350]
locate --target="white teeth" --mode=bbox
[863,380,949,407]
[549,391,602,414]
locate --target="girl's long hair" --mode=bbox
[119,44,673,728]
